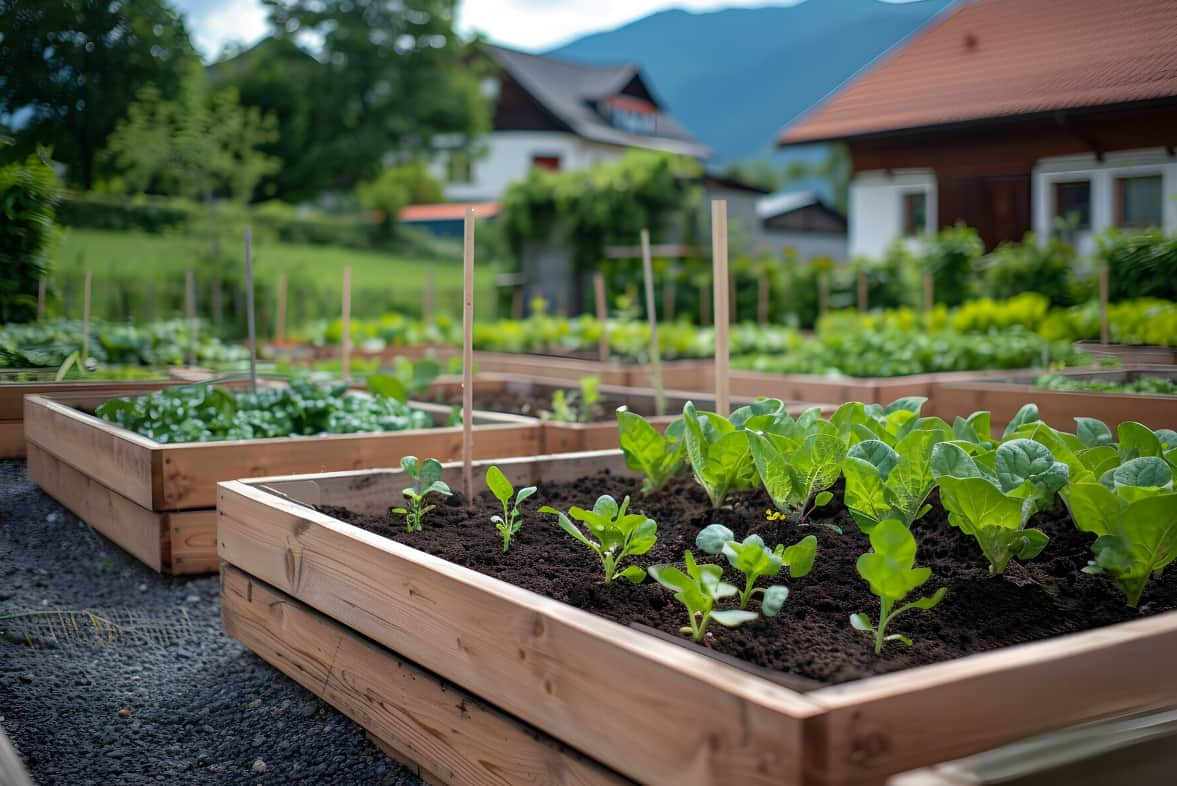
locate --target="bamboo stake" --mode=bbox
[757,272,769,325]
[37,276,46,320]
[244,227,258,394]
[711,201,730,417]
[185,270,196,367]
[640,229,665,416]
[593,271,609,363]
[858,270,868,313]
[462,209,475,503]
[276,272,288,343]
[81,272,92,369]
[1099,266,1110,346]
[341,266,353,381]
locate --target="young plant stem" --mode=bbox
[875,597,893,655]
[739,576,758,609]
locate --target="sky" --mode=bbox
[172,0,811,60]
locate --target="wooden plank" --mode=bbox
[26,441,164,572]
[0,377,184,421]
[221,565,630,786]
[0,726,34,786]
[804,613,1177,786]
[0,420,24,459]
[218,459,821,786]
[933,380,1177,430]
[168,510,218,575]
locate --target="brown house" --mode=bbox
[777,0,1177,257]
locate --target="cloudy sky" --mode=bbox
[172,0,809,59]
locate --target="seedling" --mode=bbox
[367,356,442,403]
[616,409,685,492]
[544,375,601,423]
[485,465,537,552]
[851,519,946,654]
[696,524,816,613]
[649,551,759,642]
[540,495,656,583]
[391,456,451,532]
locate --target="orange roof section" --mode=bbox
[398,202,501,222]
[778,0,1177,145]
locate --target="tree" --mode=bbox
[0,0,197,188]
[357,161,444,234]
[101,64,278,203]
[0,150,58,323]
[263,0,489,189]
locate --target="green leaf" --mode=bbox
[616,565,647,584]
[903,586,948,611]
[1017,528,1050,560]
[1118,421,1163,461]
[367,373,409,404]
[779,535,817,578]
[814,490,834,507]
[1112,456,1173,491]
[695,523,734,555]
[937,476,1034,574]
[1064,482,1119,537]
[843,456,890,531]
[1002,403,1040,439]
[485,465,513,505]
[1075,417,1113,449]
[420,458,444,486]
[400,455,420,479]
[848,440,899,478]
[516,486,538,504]
[617,409,682,492]
[762,585,789,616]
[885,634,913,646]
[849,613,874,631]
[709,609,760,628]
[648,564,692,593]
[930,442,983,480]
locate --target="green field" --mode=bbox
[47,228,500,332]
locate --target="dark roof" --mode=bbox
[487,45,710,158]
[757,191,843,220]
[702,174,772,195]
[778,0,1177,145]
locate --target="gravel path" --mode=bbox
[0,460,424,786]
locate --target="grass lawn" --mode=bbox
[48,228,500,329]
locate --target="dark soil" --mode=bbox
[437,388,639,422]
[324,469,1177,687]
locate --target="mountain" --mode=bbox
[547,0,957,163]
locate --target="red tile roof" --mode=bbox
[778,0,1177,145]
[398,202,501,222]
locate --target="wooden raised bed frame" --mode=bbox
[472,350,713,391]
[25,385,538,575]
[219,451,1177,786]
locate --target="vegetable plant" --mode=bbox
[649,551,759,642]
[747,424,846,523]
[485,465,537,552]
[367,356,442,403]
[545,375,601,423]
[842,422,951,532]
[851,519,947,654]
[540,495,656,583]
[616,409,685,492]
[681,401,761,508]
[391,456,452,533]
[696,524,816,612]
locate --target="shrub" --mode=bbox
[922,223,982,307]
[56,192,194,233]
[982,232,1075,306]
[0,152,59,323]
[1097,228,1177,301]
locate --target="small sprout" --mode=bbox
[695,524,816,613]
[649,551,759,642]
[391,456,451,533]
[544,376,600,423]
[540,495,656,583]
[485,465,537,552]
[851,520,946,655]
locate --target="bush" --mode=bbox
[57,193,194,233]
[982,233,1075,306]
[922,223,982,306]
[0,153,59,323]
[1097,228,1177,301]
[951,293,1050,333]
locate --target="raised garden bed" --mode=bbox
[219,450,1177,786]
[1074,341,1176,366]
[934,366,1177,431]
[24,384,537,575]
[472,350,713,391]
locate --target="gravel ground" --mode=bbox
[0,460,424,786]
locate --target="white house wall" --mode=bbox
[848,170,937,258]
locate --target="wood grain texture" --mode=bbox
[932,380,1177,430]
[0,421,24,459]
[221,565,630,786]
[0,378,184,421]
[169,510,218,574]
[218,454,820,786]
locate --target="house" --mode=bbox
[397,202,501,238]
[438,45,710,202]
[756,191,848,261]
[776,0,1177,259]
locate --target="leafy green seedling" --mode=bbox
[485,465,537,552]
[747,429,845,523]
[696,524,816,613]
[851,519,946,654]
[842,425,948,532]
[368,356,442,403]
[681,402,760,508]
[391,456,451,532]
[545,375,601,423]
[617,408,685,492]
[649,551,759,642]
[540,495,656,583]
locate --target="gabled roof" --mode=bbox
[778,0,1177,145]
[757,191,840,219]
[487,45,710,158]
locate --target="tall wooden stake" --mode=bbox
[37,276,46,320]
[244,227,258,394]
[462,209,475,503]
[640,229,665,416]
[81,272,92,369]
[858,270,868,313]
[185,270,197,366]
[341,266,353,381]
[276,272,288,343]
[757,272,769,325]
[711,201,730,417]
[593,271,609,363]
[1099,266,1110,346]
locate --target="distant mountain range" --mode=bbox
[547,0,957,163]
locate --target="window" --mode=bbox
[531,154,561,172]
[446,151,472,184]
[611,108,657,136]
[1116,174,1163,228]
[902,191,927,236]
[1052,180,1091,229]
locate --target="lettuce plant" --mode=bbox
[616,408,685,493]
[747,425,846,523]
[649,551,759,642]
[367,356,442,403]
[696,524,816,612]
[392,456,452,532]
[1065,456,1177,606]
[681,401,762,508]
[830,397,930,447]
[931,438,1068,574]
[485,465,537,552]
[851,519,947,654]
[540,495,656,583]
[842,423,951,532]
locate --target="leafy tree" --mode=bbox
[262,0,489,189]
[0,151,58,323]
[357,161,444,234]
[100,64,278,203]
[0,0,197,188]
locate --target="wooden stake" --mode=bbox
[81,272,92,369]
[424,263,435,325]
[462,209,475,503]
[341,266,353,381]
[858,270,868,313]
[757,272,769,325]
[276,272,288,343]
[244,227,258,394]
[1099,266,1110,346]
[640,229,665,416]
[711,201,730,418]
[593,271,609,363]
[185,270,196,367]
[37,276,46,320]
